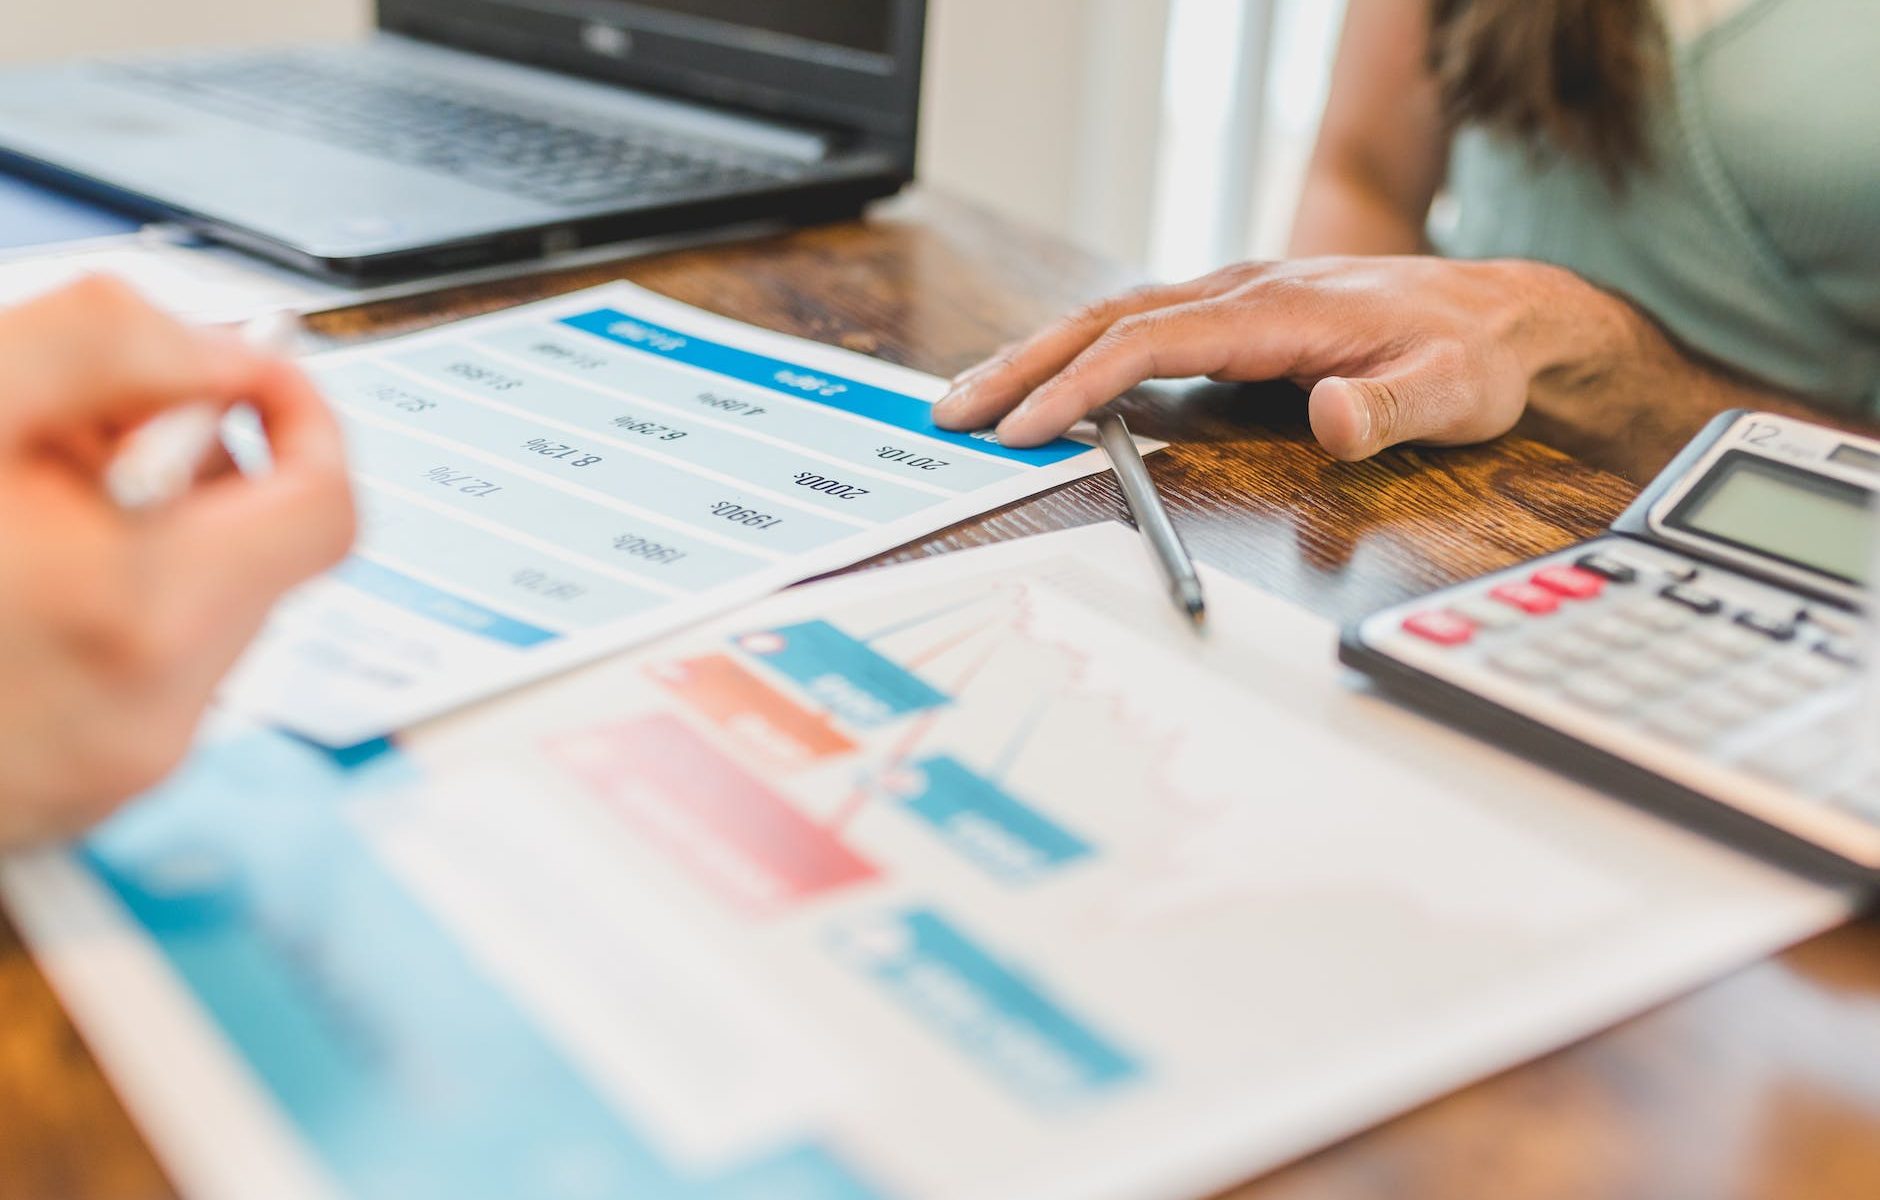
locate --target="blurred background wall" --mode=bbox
[2,0,1345,278]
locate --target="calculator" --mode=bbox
[1340,410,1879,883]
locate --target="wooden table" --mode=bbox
[4,191,1877,1200]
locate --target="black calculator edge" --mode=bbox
[1336,622,1877,892]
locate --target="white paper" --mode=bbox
[5,524,1848,1200]
[219,281,1135,745]
[0,232,350,324]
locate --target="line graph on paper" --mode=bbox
[732,579,1205,888]
[545,568,1215,912]
[551,559,1634,940]
[526,535,1650,1120]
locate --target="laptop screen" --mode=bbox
[606,2,896,62]
[378,0,924,143]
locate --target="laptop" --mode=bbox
[0,1,926,280]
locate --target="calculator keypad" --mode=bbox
[1659,582,1724,615]
[1380,536,1876,851]
[1533,565,1605,600]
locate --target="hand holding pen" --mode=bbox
[0,277,354,847]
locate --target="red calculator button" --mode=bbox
[1489,582,1560,615]
[1402,610,1476,646]
[1532,565,1605,600]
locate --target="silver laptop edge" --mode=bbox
[0,2,923,278]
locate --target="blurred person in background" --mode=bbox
[935,0,1878,480]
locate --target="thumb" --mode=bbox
[1307,376,1412,461]
[1307,364,1515,461]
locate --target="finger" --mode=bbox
[993,301,1278,446]
[1307,358,1514,460]
[933,277,1230,431]
[141,361,355,668]
[0,276,270,438]
[1308,377,1391,460]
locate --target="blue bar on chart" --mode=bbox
[889,755,1093,883]
[829,908,1143,1110]
[734,620,950,729]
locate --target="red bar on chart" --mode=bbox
[546,714,878,911]
[647,653,857,768]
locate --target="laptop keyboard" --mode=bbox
[109,52,800,208]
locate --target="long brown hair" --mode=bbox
[1427,0,1669,179]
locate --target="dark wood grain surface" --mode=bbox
[3,191,1876,1200]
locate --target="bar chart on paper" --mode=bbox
[6,527,1846,1200]
[560,579,1203,909]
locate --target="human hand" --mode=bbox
[932,256,1627,458]
[0,278,355,847]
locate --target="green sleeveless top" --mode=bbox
[1435,0,1880,412]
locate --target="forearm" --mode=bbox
[1288,165,1430,257]
[1511,262,1852,481]
[1292,1,1446,259]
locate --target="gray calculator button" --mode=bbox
[1648,640,1728,679]
[1559,673,1637,714]
[1768,651,1854,690]
[1815,637,1863,667]
[1451,597,1523,631]
[1690,623,1768,661]
[1609,658,1685,699]
[1660,583,1724,615]
[1616,599,1697,634]
[1540,629,1609,667]
[1733,609,1801,641]
[1683,690,1762,729]
[1486,646,1565,682]
[1723,670,1807,710]
[1660,562,1700,583]
[1639,706,1722,747]
[1583,615,1652,650]
[1573,551,1639,584]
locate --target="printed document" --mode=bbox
[2,525,1850,1200]
[220,282,1123,744]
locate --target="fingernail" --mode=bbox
[995,400,1038,445]
[1347,382,1373,448]
[1328,377,1371,450]
[933,382,973,421]
[995,417,1035,448]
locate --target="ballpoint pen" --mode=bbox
[1864,482,1880,781]
[105,309,304,509]
[1095,410,1206,628]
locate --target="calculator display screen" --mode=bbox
[1830,443,1880,474]
[1667,451,1873,584]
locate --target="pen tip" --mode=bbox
[1184,599,1207,630]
